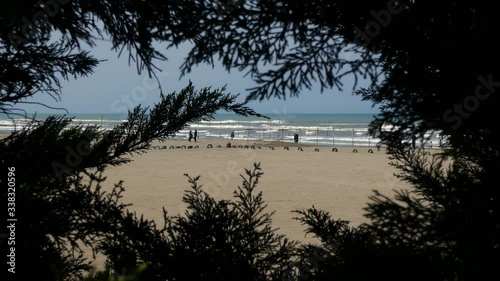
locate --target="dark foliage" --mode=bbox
[98,163,295,281]
[2,1,499,280]
[288,145,498,280]
[161,1,500,150]
[363,147,500,280]
[288,206,447,281]
[0,38,99,114]
[157,2,499,279]
[0,83,264,280]
[2,1,499,143]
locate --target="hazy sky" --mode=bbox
[20,40,380,115]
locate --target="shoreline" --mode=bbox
[147,138,447,154]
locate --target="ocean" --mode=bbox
[0,113,442,147]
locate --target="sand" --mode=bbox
[2,130,429,269]
[100,139,411,243]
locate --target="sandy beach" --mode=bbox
[2,130,437,268]
[73,139,409,269]
[101,139,411,242]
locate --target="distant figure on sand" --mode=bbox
[231,131,234,140]
[188,130,193,142]
[194,130,198,142]
[294,133,299,143]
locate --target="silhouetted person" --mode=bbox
[188,130,193,142]
[194,129,198,142]
[231,131,234,139]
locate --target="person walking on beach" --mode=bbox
[194,129,198,142]
[188,130,193,142]
[231,131,234,140]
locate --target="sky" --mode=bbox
[20,39,380,115]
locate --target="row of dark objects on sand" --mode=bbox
[150,144,376,153]
[149,145,200,150]
[277,146,375,153]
